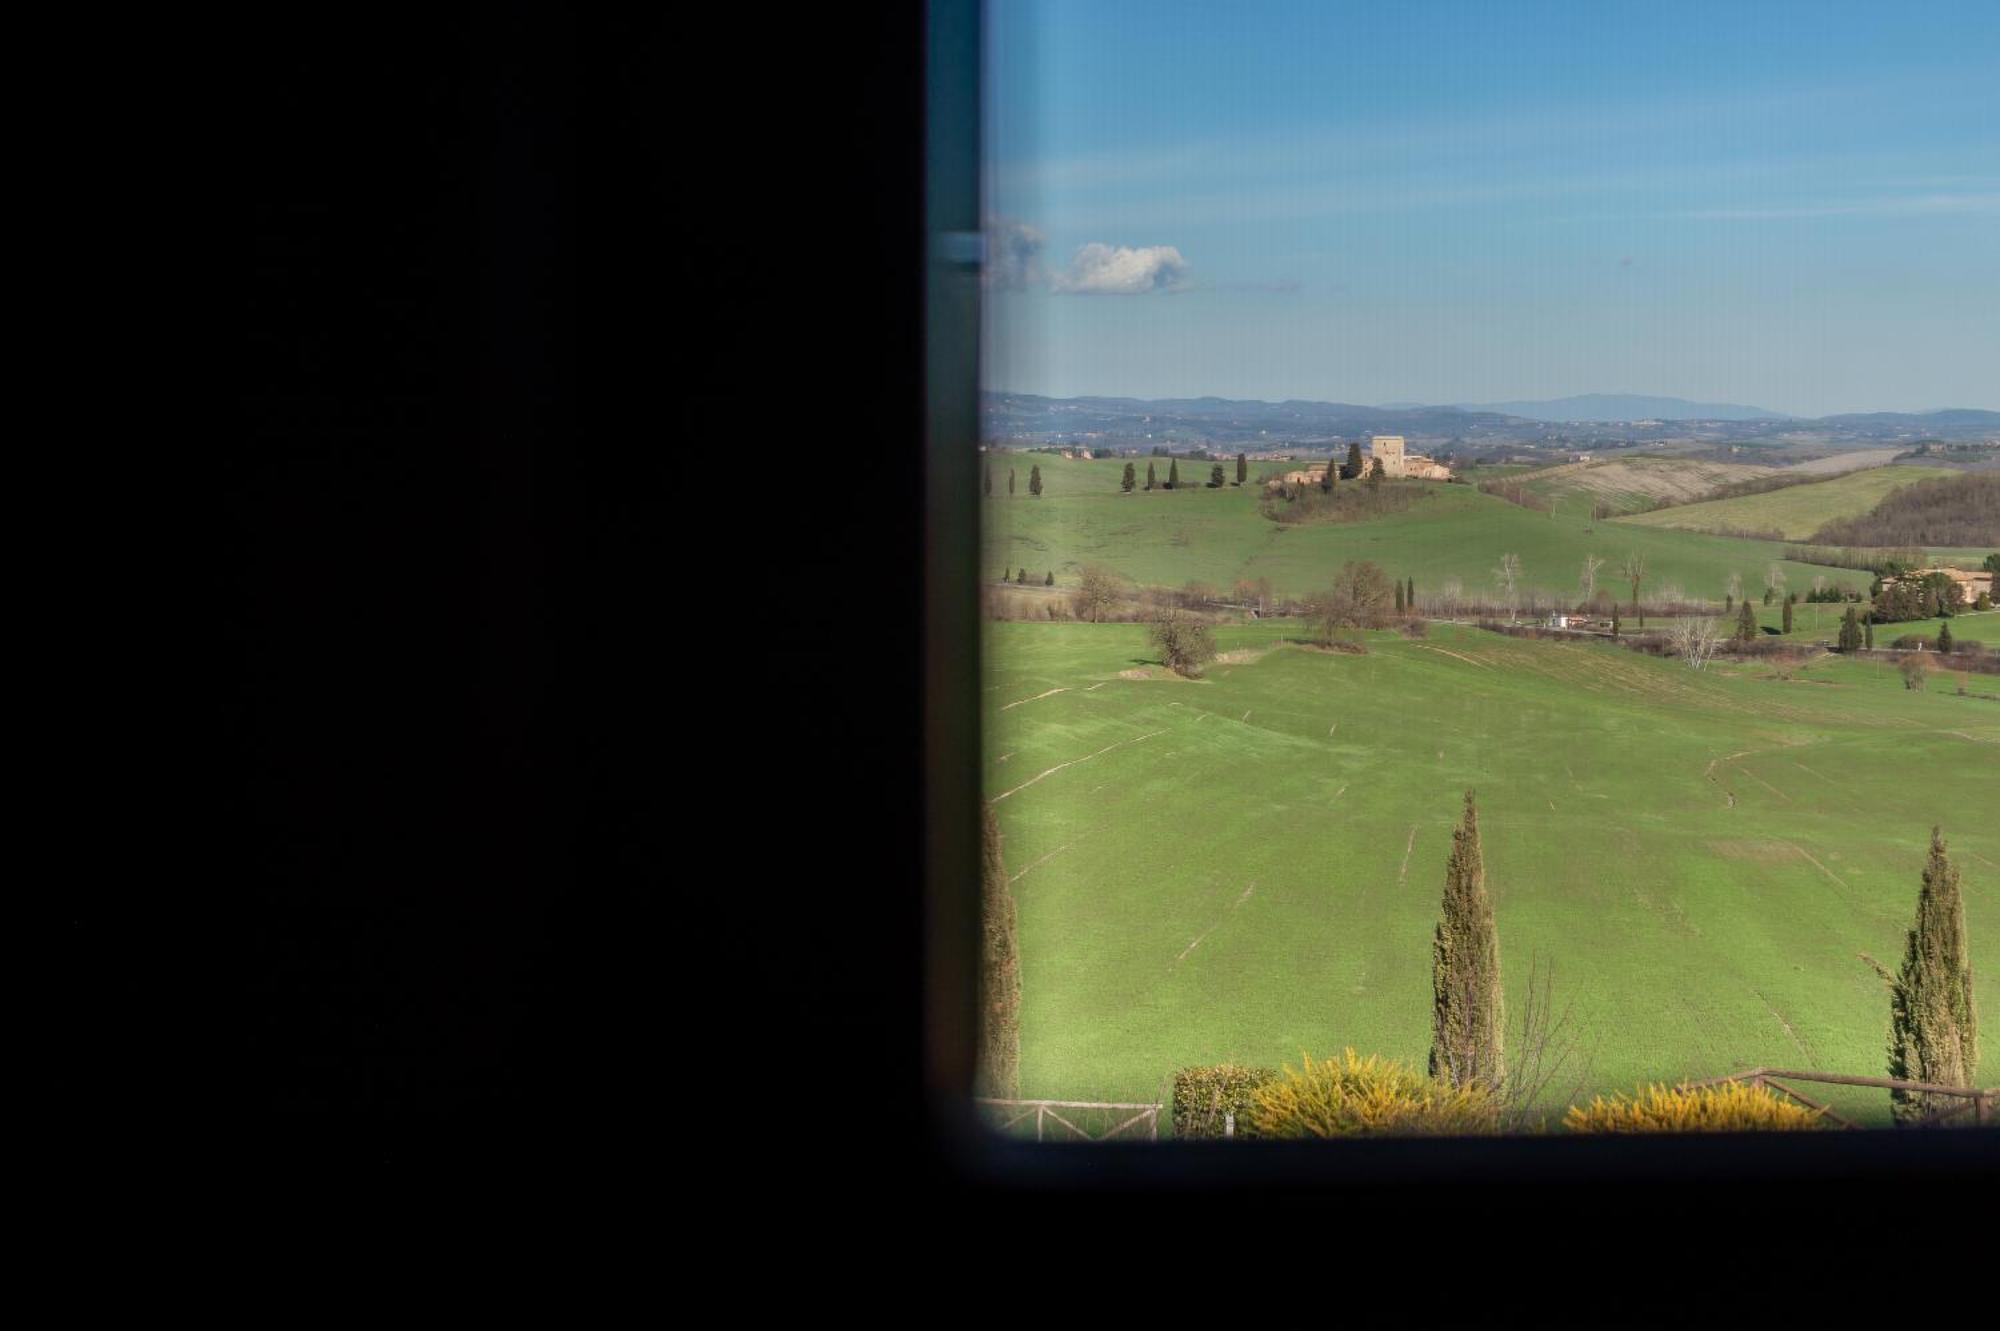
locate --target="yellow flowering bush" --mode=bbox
[1563,1081,1826,1133]
[1245,1049,1501,1138]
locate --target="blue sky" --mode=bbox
[981,1,1999,415]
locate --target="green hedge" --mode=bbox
[1171,1063,1277,1138]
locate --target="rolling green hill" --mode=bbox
[982,457,1874,605]
[985,619,2000,1124]
[1616,464,1960,540]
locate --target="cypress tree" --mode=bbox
[1407,577,1416,611]
[977,802,1022,1100]
[1724,593,1733,612]
[1044,570,1054,586]
[1938,622,1953,654]
[1122,462,1136,492]
[1236,452,1247,485]
[1839,606,1862,652]
[1009,468,1016,496]
[1782,598,1793,634]
[1016,567,1027,584]
[1167,459,1179,490]
[1320,458,1334,493]
[1395,581,1406,613]
[1145,462,1157,491]
[1344,441,1364,480]
[1430,791,1505,1090]
[1029,464,1043,497]
[1367,458,1384,488]
[1736,599,1758,644]
[1611,606,1621,637]
[1209,463,1225,488]
[1886,828,1978,1123]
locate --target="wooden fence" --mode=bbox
[975,1098,1162,1141]
[1682,1067,1997,1129]
[978,1072,1992,1142]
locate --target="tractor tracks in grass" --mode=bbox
[1009,815,1114,886]
[1175,881,1257,966]
[1410,644,1493,669]
[1703,739,1808,808]
[1780,840,1859,912]
[1001,686,1068,711]
[1755,989,1817,1063]
[992,729,1167,802]
[1735,766,1793,805]
[1397,826,1418,885]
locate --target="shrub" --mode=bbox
[1149,608,1218,677]
[1900,654,1932,691]
[1245,1050,1502,1138]
[1398,618,1429,638]
[1171,1063,1278,1138]
[1562,1081,1826,1133]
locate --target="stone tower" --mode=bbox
[1369,434,1407,478]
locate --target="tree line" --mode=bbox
[1809,474,2000,548]
[982,452,1260,499]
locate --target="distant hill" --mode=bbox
[1455,394,1790,422]
[981,392,2000,449]
[981,393,1525,446]
[1816,409,2000,428]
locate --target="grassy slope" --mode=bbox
[1510,457,1777,515]
[983,456,1874,603]
[1616,464,1960,540]
[986,620,2000,1125]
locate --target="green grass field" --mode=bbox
[1741,605,2000,647]
[985,619,2000,1126]
[1615,464,1960,540]
[982,456,1876,604]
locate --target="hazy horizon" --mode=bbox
[983,388,1998,418]
[981,1,2000,419]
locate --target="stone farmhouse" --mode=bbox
[1363,435,1455,479]
[1268,434,1454,489]
[1879,565,1994,602]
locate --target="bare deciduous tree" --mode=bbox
[1669,615,1722,670]
[1310,559,1394,642]
[1497,955,1596,1132]
[1179,579,1216,610]
[1725,571,1743,604]
[1764,562,1787,603]
[1580,553,1604,601]
[1072,564,1123,623]
[1149,607,1217,677]
[1493,553,1522,617]
[1620,552,1647,617]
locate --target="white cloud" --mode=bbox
[983,217,1046,290]
[1050,242,1191,294]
